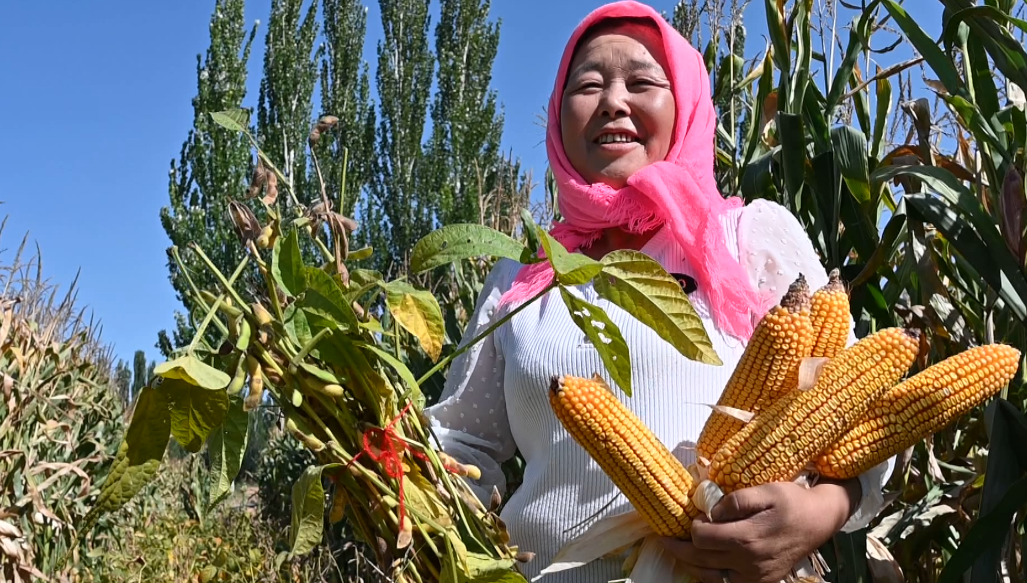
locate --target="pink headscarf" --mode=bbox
[499,0,763,342]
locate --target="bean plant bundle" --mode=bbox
[77,109,722,583]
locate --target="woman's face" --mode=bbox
[560,27,676,189]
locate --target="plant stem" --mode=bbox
[187,295,224,354]
[170,247,231,338]
[290,326,332,373]
[415,281,556,387]
[188,243,250,309]
[340,147,349,216]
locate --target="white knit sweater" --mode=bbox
[425,199,893,583]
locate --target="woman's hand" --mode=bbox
[661,480,860,583]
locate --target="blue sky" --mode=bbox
[1,1,934,369]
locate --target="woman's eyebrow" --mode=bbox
[568,58,664,79]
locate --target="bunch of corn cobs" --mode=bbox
[549,270,1022,577]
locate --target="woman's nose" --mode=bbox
[598,83,630,118]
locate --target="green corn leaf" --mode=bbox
[777,112,806,207]
[938,399,1027,583]
[883,0,968,100]
[831,126,872,205]
[788,0,813,114]
[941,4,1027,94]
[904,193,1027,321]
[871,68,893,161]
[559,287,632,397]
[826,2,881,113]
[736,47,776,192]
[874,165,1027,319]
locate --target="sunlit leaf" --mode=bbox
[209,109,250,133]
[410,224,537,273]
[153,355,231,391]
[594,250,721,366]
[537,228,603,285]
[383,280,445,362]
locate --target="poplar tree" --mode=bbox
[424,0,503,227]
[158,0,258,357]
[361,0,435,278]
[256,0,320,208]
[318,0,376,220]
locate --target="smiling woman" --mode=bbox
[423,2,895,583]
[560,19,676,189]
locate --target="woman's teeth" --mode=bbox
[597,133,636,144]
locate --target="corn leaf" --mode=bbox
[778,112,806,207]
[537,228,603,285]
[594,250,721,366]
[938,399,1027,583]
[209,109,250,133]
[903,193,1027,321]
[740,149,777,201]
[272,228,307,298]
[383,280,445,362]
[410,224,537,273]
[789,0,813,114]
[872,68,893,161]
[79,386,170,536]
[832,126,872,205]
[940,4,1027,94]
[826,3,880,113]
[559,287,632,397]
[875,165,1027,318]
[851,209,907,289]
[164,377,231,453]
[883,0,967,100]
[206,396,248,511]
[153,355,231,391]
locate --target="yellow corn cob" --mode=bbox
[549,374,695,537]
[809,269,851,359]
[707,327,920,494]
[694,275,814,461]
[815,344,1022,479]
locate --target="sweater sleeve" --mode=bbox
[423,259,522,506]
[737,199,894,533]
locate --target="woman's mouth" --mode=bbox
[594,133,642,153]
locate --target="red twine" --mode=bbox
[347,401,429,528]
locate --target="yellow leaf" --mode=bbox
[383,281,445,362]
